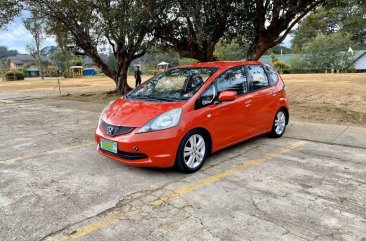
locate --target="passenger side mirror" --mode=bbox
[218,91,237,102]
[196,84,217,109]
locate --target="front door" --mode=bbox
[199,66,255,149]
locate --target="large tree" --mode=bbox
[292,0,366,51]
[139,0,241,62]
[0,0,22,29]
[28,0,153,94]
[141,0,334,61]
[24,11,46,79]
[290,32,354,71]
[240,0,332,60]
[0,46,18,59]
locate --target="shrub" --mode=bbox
[273,61,290,73]
[5,72,25,81]
[147,69,159,76]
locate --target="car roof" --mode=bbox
[179,60,264,69]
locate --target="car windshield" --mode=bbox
[126,67,218,102]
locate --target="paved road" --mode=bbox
[0,98,365,241]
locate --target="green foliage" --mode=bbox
[273,61,289,73]
[179,58,198,65]
[0,0,22,29]
[147,69,159,75]
[265,46,292,55]
[290,32,354,71]
[29,0,153,94]
[292,0,366,51]
[270,52,279,64]
[70,56,83,66]
[235,0,330,60]
[140,0,238,61]
[141,46,179,70]
[142,0,327,61]
[51,49,83,76]
[5,71,25,80]
[0,46,18,59]
[214,42,246,61]
[40,46,58,56]
[24,11,47,78]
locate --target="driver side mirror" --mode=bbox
[218,91,237,102]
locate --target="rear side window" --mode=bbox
[247,65,269,91]
[264,66,279,86]
[215,67,248,95]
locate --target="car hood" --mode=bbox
[102,98,185,127]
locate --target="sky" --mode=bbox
[0,12,292,53]
[0,12,56,53]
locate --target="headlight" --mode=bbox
[99,100,114,121]
[137,108,182,133]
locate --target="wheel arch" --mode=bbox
[187,127,213,154]
[278,106,289,125]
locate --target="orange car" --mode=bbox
[95,61,289,173]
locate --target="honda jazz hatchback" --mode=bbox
[95,61,289,173]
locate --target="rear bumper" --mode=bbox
[95,122,182,168]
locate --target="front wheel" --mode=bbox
[270,109,287,138]
[175,130,208,173]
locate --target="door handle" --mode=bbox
[244,100,252,108]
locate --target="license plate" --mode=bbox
[100,139,118,154]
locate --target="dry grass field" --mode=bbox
[282,73,366,126]
[1,73,365,126]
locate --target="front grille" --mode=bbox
[102,121,134,136]
[100,148,148,160]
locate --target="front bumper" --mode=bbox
[95,122,182,168]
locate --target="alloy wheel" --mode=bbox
[183,134,206,169]
[274,111,286,135]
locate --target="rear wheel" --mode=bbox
[175,130,208,173]
[270,109,287,138]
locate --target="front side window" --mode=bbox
[126,67,217,102]
[215,67,248,95]
[247,65,269,91]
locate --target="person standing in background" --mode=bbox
[134,66,142,88]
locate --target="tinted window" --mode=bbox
[247,65,269,91]
[264,66,279,86]
[215,67,248,95]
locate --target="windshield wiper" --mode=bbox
[128,96,164,102]
[152,97,180,102]
[130,96,181,102]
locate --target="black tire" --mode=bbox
[175,130,209,173]
[269,109,287,138]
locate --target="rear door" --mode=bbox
[246,65,277,133]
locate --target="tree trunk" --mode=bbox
[36,38,44,79]
[114,62,132,95]
[197,54,217,62]
[180,48,217,62]
[246,37,273,61]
